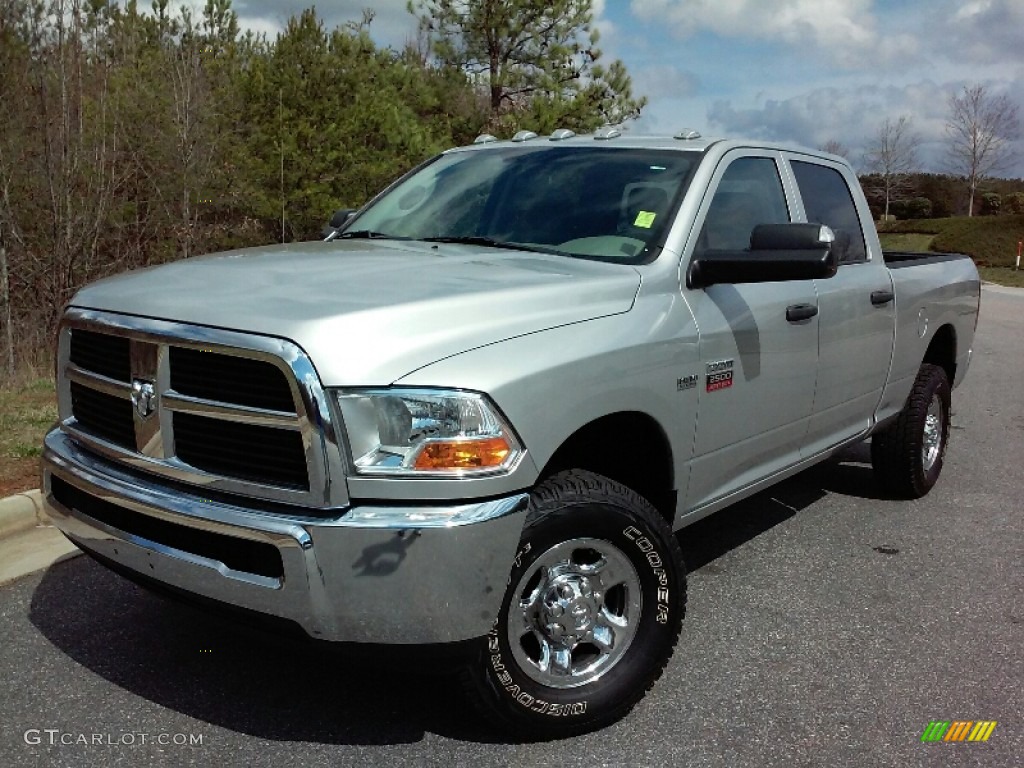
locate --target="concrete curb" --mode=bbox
[981,282,1024,297]
[0,488,82,586]
[0,489,47,539]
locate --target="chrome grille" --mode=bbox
[174,412,309,490]
[57,309,343,507]
[169,346,296,412]
[69,381,136,449]
[69,329,131,381]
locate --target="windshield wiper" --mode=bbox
[335,230,410,240]
[420,236,557,254]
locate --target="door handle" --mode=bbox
[786,303,818,322]
[871,290,895,306]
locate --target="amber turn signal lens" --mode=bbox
[412,437,511,470]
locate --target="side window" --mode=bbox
[697,157,790,253]
[791,161,867,264]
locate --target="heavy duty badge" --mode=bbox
[705,359,734,392]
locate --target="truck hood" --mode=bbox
[71,240,642,385]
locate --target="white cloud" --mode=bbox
[934,0,1024,66]
[631,0,874,43]
[590,0,619,45]
[704,80,1023,173]
[635,65,700,101]
[228,0,417,47]
[629,0,918,68]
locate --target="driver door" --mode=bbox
[682,151,820,510]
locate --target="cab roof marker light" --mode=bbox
[473,134,498,144]
[549,128,576,141]
[674,129,702,140]
[511,130,539,142]
[594,126,622,140]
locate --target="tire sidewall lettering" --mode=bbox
[486,510,678,716]
[624,525,671,623]
[487,622,588,718]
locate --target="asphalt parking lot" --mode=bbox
[1,285,1021,768]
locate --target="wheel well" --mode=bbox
[924,324,957,384]
[539,412,676,524]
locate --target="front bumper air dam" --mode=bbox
[41,428,528,643]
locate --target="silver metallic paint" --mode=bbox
[44,136,981,641]
[42,429,529,643]
[70,243,643,388]
[58,308,347,507]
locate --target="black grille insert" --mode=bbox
[51,476,284,579]
[69,329,131,382]
[169,347,296,412]
[174,412,309,490]
[70,382,136,449]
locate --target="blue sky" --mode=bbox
[211,0,1023,176]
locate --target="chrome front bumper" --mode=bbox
[41,429,528,643]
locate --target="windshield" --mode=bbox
[341,146,697,263]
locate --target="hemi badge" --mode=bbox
[677,375,699,391]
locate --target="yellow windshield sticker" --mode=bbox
[634,211,657,228]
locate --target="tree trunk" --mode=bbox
[0,245,12,378]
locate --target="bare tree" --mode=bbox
[169,10,215,259]
[819,139,850,160]
[0,244,12,378]
[28,0,120,328]
[945,84,1021,216]
[863,116,920,220]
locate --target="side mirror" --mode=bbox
[687,223,838,289]
[323,208,356,239]
[330,208,356,228]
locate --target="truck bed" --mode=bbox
[883,251,973,268]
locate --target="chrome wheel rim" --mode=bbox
[922,394,944,471]
[507,537,642,689]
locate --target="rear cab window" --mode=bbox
[790,161,867,264]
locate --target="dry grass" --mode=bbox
[0,377,57,495]
[977,266,1024,288]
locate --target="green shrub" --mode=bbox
[1005,192,1024,215]
[877,215,1024,267]
[894,197,933,219]
[980,193,1001,216]
[876,218,952,235]
[931,214,1024,267]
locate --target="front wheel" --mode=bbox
[462,470,686,736]
[871,363,951,498]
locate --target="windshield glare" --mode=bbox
[343,146,697,263]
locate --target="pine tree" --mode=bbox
[409,0,645,134]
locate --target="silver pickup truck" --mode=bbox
[42,131,980,735]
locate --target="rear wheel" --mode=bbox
[462,470,686,736]
[871,363,951,498]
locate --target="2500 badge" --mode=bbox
[705,359,734,392]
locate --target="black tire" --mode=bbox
[462,469,686,737]
[871,363,951,498]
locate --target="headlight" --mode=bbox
[334,389,523,476]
